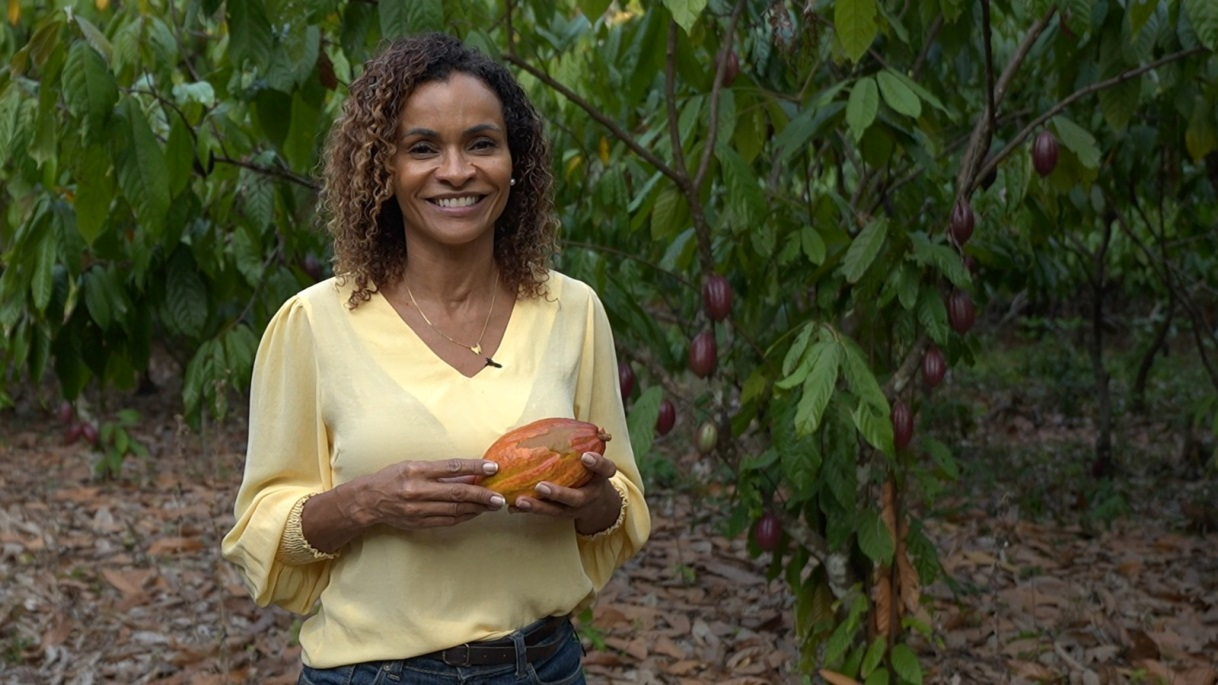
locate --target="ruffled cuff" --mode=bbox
[577,480,628,541]
[276,493,339,566]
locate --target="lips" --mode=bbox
[430,195,483,209]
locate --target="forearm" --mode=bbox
[299,478,379,554]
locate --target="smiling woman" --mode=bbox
[220,32,650,685]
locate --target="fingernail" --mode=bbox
[535,483,551,497]
[516,499,532,511]
[490,495,506,508]
[581,453,596,465]
[482,462,499,475]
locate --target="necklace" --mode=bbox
[404,273,499,363]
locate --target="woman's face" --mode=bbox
[391,72,513,252]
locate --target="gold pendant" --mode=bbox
[470,344,482,355]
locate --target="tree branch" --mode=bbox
[972,47,1205,194]
[501,54,684,186]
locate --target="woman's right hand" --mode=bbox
[301,460,504,553]
[358,459,506,530]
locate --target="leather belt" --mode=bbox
[419,615,569,667]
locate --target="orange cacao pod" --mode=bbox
[475,418,611,505]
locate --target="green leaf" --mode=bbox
[890,644,923,684]
[916,286,950,346]
[908,233,970,288]
[719,144,767,230]
[846,76,879,142]
[1186,95,1218,162]
[578,0,614,19]
[1128,0,1160,40]
[651,186,688,240]
[165,114,194,198]
[1184,0,1218,51]
[802,224,827,265]
[83,267,122,331]
[74,144,113,246]
[836,0,878,62]
[841,216,888,284]
[165,251,208,338]
[62,41,118,140]
[113,99,171,231]
[627,386,663,463]
[877,69,921,118]
[794,343,843,434]
[227,0,274,69]
[861,636,886,677]
[1098,76,1140,132]
[73,15,113,63]
[30,230,58,314]
[662,0,708,34]
[858,509,895,564]
[780,322,817,378]
[1051,116,1101,169]
[865,669,891,685]
[841,339,887,414]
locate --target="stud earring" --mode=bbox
[510,178,516,186]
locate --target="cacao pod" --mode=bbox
[947,289,976,334]
[922,344,947,388]
[689,331,718,378]
[892,400,913,451]
[755,511,782,552]
[695,420,718,455]
[702,273,733,322]
[722,50,740,87]
[475,418,610,506]
[618,361,635,400]
[1033,129,1059,177]
[81,423,99,446]
[949,199,975,246]
[656,399,676,436]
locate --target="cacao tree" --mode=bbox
[2,0,1218,680]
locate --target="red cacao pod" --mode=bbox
[702,274,733,322]
[722,50,740,87]
[947,289,976,334]
[1033,129,1059,177]
[949,199,975,246]
[695,420,718,455]
[57,401,74,425]
[963,253,977,275]
[618,362,635,400]
[922,344,947,388]
[656,400,676,436]
[81,423,100,446]
[755,511,782,552]
[475,418,610,506]
[689,331,718,378]
[892,400,913,451]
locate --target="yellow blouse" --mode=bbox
[221,271,650,668]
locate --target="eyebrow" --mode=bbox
[400,123,504,139]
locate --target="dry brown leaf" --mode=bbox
[100,566,155,598]
[873,565,893,638]
[818,669,861,685]
[147,536,205,555]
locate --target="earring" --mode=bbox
[510,178,516,186]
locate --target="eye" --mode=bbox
[405,141,436,155]
[470,138,498,151]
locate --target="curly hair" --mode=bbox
[318,32,558,308]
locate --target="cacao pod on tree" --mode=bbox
[656,400,676,436]
[755,511,782,552]
[689,331,718,378]
[475,418,610,506]
[892,400,913,451]
[949,199,975,246]
[922,344,946,388]
[702,274,733,322]
[695,420,718,455]
[947,289,976,334]
[1033,129,1059,177]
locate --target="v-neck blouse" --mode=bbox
[221,271,650,669]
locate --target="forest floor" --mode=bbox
[2,347,1217,685]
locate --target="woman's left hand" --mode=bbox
[513,452,622,535]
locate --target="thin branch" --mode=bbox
[693,0,748,191]
[664,22,693,194]
[214,156,320,191]
[972,47,1205,194]
[501,54,683,185]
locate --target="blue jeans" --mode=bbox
[297,618,586,685]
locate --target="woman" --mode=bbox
[222,32,650,685]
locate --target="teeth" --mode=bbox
[435,196,480,208]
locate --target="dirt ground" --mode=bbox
[1,381,1216,684]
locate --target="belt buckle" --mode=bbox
[442,644,471,667]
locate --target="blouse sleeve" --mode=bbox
[573,288,652,589]
[220,295,334,614]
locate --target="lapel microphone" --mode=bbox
[484,357,502,369]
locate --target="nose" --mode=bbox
[435,149,475,184]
